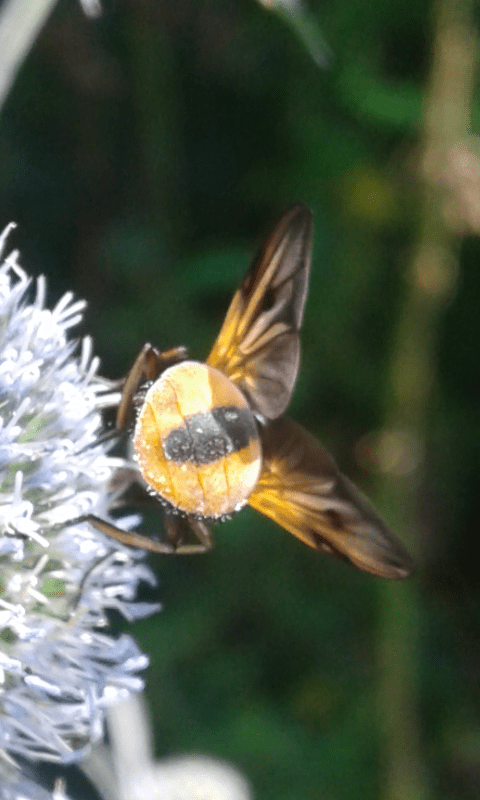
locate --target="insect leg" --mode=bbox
[164,514,215,554]
[156,345,189,366]
[86,514,176,553]
[116,344,188,430]
[84,513,213,555]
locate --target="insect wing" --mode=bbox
[248,418,414,579]
[207,205,313,419]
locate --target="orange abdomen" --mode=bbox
[134,361,262,518]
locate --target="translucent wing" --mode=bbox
[207,205,313,419]
[248,418,414,579]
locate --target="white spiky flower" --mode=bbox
[0,756,73,800]
[0,223,159,768]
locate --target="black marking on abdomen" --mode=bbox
[162,406,258,465]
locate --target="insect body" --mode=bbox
[134,360,262,518]
[89,206,413,579]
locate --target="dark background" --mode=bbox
[1,1,479,798]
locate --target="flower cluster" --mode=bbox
[0,224,158,767]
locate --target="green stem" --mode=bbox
[376,1,477,798]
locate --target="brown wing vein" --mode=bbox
[207,205,313,419]
[248,418,414,579]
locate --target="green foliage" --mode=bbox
[1,0,479,798]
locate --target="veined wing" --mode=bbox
[207,206,313,419]
[248,418,414,579]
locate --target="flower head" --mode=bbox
[0,224,159,765]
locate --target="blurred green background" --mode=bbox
[1,0,480,798]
